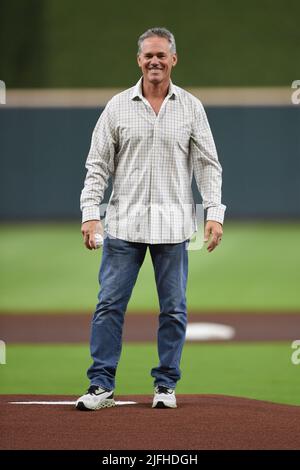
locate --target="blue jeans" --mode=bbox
[87,234,189,390]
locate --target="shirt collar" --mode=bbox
[131,77,177,100]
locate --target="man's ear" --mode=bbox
[172,54,178,67]
[137,54,142,68]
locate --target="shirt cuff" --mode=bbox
[206,204,226,225]
[82,206,101,223]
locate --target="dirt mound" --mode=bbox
[1,394,300,450]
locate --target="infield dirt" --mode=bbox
[1,394,300,450]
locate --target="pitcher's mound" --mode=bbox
[1,394,300,449]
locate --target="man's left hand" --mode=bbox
[204,221,223,252]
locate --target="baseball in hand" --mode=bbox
[94,233,103,249]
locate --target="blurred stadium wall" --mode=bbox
[0,0,299,220]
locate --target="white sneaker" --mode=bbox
[152,385,177,408]
[76,385,115,411]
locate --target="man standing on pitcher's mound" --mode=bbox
[76,27,226,411]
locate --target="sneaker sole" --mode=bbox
[76,399,116,411]
[152,401,177,409]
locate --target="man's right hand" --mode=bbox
[81,220,103,250]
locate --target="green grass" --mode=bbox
[1,0,299,87]
[0,343,299,406]
[1,222,300,312]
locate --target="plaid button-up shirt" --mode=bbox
[80,77,226,243]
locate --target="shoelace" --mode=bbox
[156,386,173,394]
[87,385,104,395]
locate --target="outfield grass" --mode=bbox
[0,222,300,312]
[0,343,298,406]
[2,0,299,87]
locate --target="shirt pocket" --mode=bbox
[161,121,191,152]
[117,122,152,147]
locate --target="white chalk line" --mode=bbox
[10,401,137,406]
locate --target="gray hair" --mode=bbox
[137,27,176,55]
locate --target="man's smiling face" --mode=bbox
[137,36,177,85]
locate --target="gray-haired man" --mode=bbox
[76,27,226,410]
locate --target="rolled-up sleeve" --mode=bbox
[190,100,226,224]
[80,100,117,223]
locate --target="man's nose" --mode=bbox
[150,56,159,66]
